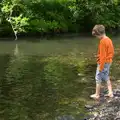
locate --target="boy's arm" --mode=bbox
[99,41,106,71]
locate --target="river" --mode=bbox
[0,37,119,120]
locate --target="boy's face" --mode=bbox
[92,28,101,39]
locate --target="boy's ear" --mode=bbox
[92,30,96,36]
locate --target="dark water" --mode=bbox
[0,37,119,120]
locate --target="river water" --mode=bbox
[0,37,119,120]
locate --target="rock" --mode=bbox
[113,89,120,95]
[56,115,75,120]
[78,73,85,77]
[85,105,94,109]
[114,117,120,120]
[117,79,120,83]
[117,111,120,116]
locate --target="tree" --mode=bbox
[1,0,29,40]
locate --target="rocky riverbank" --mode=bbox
[86,86,120,120]
[56,85,120,120]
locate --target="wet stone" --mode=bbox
[56,115,75,120]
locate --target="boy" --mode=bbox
[91,24,114,99]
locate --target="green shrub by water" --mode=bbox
[0,0,120,36]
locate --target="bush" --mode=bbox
[1,0,120,36]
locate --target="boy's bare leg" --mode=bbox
[106,79,113,97]
[96,83,101,97]
[90,82,101,99]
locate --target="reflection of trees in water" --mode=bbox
[0,54,11,119]
[14,44,19,56]
[0,56,58,119]
[0,54,95,120]
[0,54,11,91]
[13,43,23,57]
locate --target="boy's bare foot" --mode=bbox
[104,93,114,98]
[90,94,100,99]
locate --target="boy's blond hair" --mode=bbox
[92,24,105,36]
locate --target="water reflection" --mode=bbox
[14,44,19,56]
[0,40,97,120]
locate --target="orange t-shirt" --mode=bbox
[97,37,114,71]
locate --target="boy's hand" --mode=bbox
[98,66,102,72]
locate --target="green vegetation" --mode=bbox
[0,0,120,37]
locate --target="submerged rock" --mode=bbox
[56,115,75,120]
